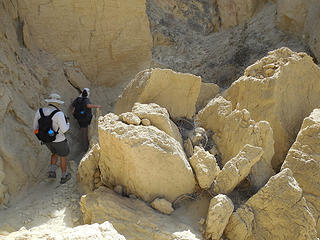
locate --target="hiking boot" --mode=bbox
[60,173,71,184]
[48,171,56,179]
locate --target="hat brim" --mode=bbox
[45,99,64,104]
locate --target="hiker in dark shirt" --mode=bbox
[71,88,101,151]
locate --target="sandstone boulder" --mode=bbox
[18,0,152,86]
[224,168,317,240]
[195,96,274,189]
[281,108,320,235]
[132,102,182,145]
[189,147,220,189]
[213,144,263,194]
[196,82,219,111]
[1,221,126,240]
[205,194,234,240]
[81,187,202,240]
[98,113,196,202]
[77,144,101,194]
[115,68,201,119]
[151,198,174,215]
[224,47,320,170]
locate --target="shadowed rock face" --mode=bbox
[147,0,312,88]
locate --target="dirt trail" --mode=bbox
[0,160,82,238]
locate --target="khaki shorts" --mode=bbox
[45,139,70,157]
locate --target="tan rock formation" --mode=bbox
[81,187,202,240]
[224,47,320,170]
[213,144,264,194]
[151,198,174,215]
[0,2,82,204]
[276,0,308,35]
[1,221,126,240]
[18,0,152,86]
[119,112,141,126]
[196,82,219,111]
[132,102,182,145]
[224,168,317,240]
[217,0,265,29]
[281,109,320,235]
[98,113,196,202]
[195,96,274,189]
[77,144,101,194]
[189,147,220,189]
[276,0,320,61]
[205,194,234,240]
[115,68,202,119]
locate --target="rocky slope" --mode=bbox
[1,0,320,239]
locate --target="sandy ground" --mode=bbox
[0,160,82,238]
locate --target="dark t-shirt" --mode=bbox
[72,97,92,120]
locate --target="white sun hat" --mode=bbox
[45,93,64,104]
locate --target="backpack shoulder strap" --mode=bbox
[48,109,60,119]
[39,108,45,117]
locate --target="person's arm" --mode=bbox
[57,112,70,133]
[33,110,40,131]
[86,103,102,109]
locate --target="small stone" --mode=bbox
[265,68,275,77]
[141,118,151,126]
[151,198,174,215]
[114,185,123,195]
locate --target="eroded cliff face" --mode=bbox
[0,1,84,204]
[17,0,153,87]
[147,0,314,88]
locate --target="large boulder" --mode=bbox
[195,96,274,189]
[80,187,202,240]
[224,47,320,170]
[1,221,126,240]
[132,102,182,145]
[205,194,234,240]
[224,168,317,240]
[115,68,201,119]
[281,109,320,236]
[18,0,152,86]
[189,146,220,189]
[213,144,264,194]
[98,113,196,202]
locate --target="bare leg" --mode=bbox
[60,156,67,174]
[80,127,89,151]
[51,154,58,165]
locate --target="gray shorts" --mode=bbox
[45,139,70,157]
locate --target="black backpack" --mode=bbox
[35,108,60,143]
[73,97,87,120]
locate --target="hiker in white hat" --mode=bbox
[33,93,72,184]
[71,88,102,152]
